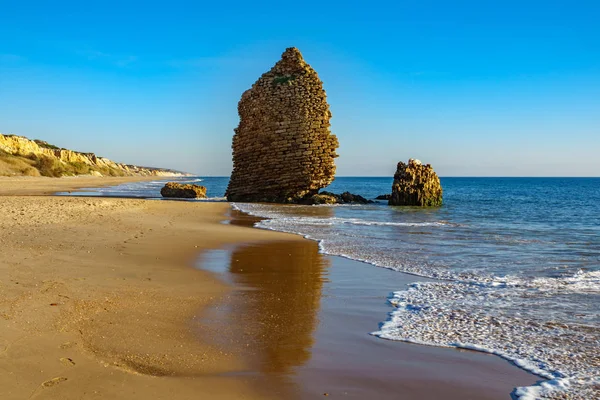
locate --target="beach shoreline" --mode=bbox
[0,175,173,196]
[198,239,541,399]
[0,178,541,399]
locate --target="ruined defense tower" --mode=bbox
[225,47,339,203]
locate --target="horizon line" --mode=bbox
[189,175,600,179]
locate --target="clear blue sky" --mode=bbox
[1,0,598,176]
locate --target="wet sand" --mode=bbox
[0,175,166,196]
[199,214,541,399]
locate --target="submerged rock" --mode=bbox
[299,191,373,205]
[325,191,373,204]
[389,159,442,206]
[225,47,339,203]
[304,193,338,205]
[375,194,391,201]
[160,182,207,199]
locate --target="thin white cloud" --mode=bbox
[114,55,138,67]
[77,48,137,68]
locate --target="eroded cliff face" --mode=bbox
[389,159,443,206]
[0,133,187,177]
[226,47,339,203]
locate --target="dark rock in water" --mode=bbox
[389,159,442,206]
[375,194,391,201]
[161,182,207,199]
[340,191,373,204]
[319,191,374,204]
[304,193,338,205]
[295,191,373,205]
[225,47,339,203]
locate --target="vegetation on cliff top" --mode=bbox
[33,140,63,150]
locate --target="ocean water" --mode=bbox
[61,177,600,399]
[55,176,228,200]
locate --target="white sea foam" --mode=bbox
[232,202,600,399]
[372,281,600,399]
[268,216,447,227]
[232,203,450,228]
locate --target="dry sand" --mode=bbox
[0,177,302,399]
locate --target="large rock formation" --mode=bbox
[225,47,339,203]
[160,182,207,198]
[389,159,443,206]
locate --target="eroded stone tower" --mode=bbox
[389,159,443,207]
[225,47,339,203]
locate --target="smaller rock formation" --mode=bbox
[375,194,392,201]
[389,159,442,206]
[160,182,207,199]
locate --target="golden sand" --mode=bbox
[0,177,301,399]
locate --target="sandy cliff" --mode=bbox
[0,133,188,177]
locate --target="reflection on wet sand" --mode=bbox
[198,237,329,397]
[226,209,263,228]
[231,241,328,373]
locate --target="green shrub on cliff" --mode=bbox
[98,166,125,177]
[0,149,40,176]
[69,161,92,175]
[34,140,62,150]
[30,155,66,177]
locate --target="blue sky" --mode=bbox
[1,0,598,176]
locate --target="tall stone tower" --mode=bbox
[225,47,339,203]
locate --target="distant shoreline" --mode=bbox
[0,175,164,196]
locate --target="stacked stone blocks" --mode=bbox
[226,47,339,203]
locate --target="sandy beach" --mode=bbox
[0,177,303,399]
[0,177,540,399]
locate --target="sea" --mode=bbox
[58,176,600,399]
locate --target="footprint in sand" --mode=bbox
[42,377,67,387]
[60,357,75,366]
